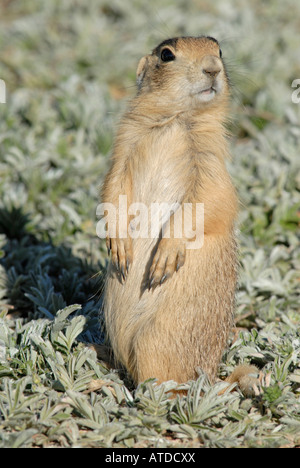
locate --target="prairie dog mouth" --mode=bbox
[193,86,217,102]
[190,84,218,97]
[200,87,216,95]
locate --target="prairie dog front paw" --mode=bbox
[149,238,186,288]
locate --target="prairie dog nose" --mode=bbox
[201,55,222,78]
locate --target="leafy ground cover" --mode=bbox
[0,0,299,448]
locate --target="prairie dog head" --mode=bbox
[136,36,229,112]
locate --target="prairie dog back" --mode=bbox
[101,36,238,385]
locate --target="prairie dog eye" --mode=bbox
[161,48,176,62]
[219,48,222,58]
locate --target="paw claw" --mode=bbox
[160,274,167,284]
[107,236,133,281]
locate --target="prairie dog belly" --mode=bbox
[104,141,190,368]
[133,123,187,201]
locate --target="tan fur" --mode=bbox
[101,36,239,385]
[224,364,262,397]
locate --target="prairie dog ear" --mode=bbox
[136,55,150,89]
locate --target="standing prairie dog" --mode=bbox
[101,36,241,386]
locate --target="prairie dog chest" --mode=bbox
[132,122,188,204]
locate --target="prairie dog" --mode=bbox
[101,36,239,386]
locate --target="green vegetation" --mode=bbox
[0,0,299,448]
